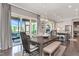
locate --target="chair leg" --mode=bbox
[42,51,45,56]
[22,50,24,56]
[49,53,51,56]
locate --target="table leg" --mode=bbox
[39,44,43,56]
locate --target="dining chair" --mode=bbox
[20,32,39,56]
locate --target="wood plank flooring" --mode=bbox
[0,37,79,56]
[63,37,79,56]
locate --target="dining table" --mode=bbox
[30,35,58,56]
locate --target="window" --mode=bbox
[22,19,30,35]
[31,20,37,35]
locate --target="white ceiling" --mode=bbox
[11,3,79,22]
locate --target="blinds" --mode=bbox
[11,5,37,19]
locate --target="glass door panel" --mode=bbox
[11,17,20,46]
[21,21,25,32]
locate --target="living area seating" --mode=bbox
[20,32,39,56]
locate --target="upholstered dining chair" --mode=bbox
[20,32,39,56]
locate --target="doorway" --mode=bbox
[73,22,79,38]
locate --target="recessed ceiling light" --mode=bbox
[68,5,72,8]
[75,8,78,11]
[45,19,48,22]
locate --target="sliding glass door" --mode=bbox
[11,17,20,46]
[11,17,37,46]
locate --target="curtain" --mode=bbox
[1,3,12,50]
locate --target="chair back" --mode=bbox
[20,32,30,53]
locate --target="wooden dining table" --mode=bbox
[30,35,58,56]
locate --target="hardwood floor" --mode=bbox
[0,45,22,56]
[0,37,79,56]
[64,37,79,56]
